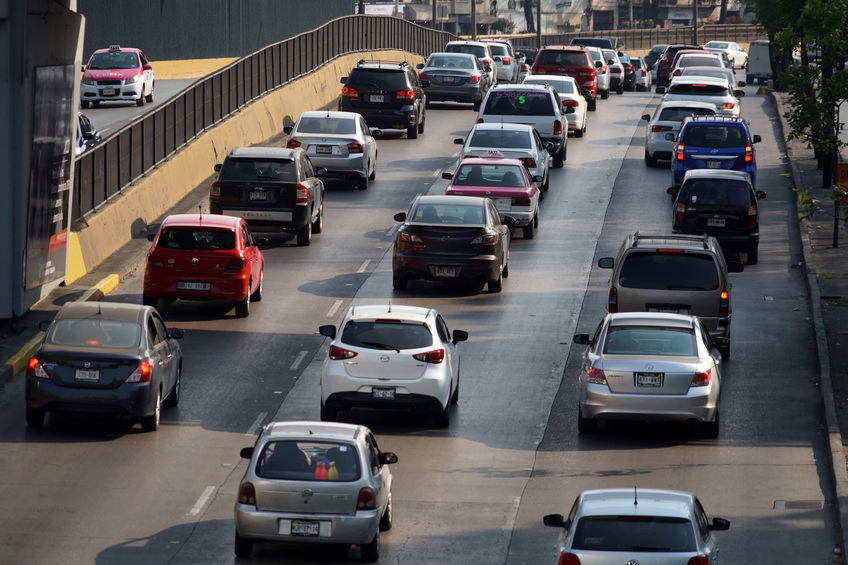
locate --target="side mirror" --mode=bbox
[502,215,516,228]
[667,186,680,199]
[738,80,747,87]
[664,133,676,142]
[607,59,615,65]
[81,64,86,72]
[420,79,430,88]
[727,260,745,273]
[734,89,745,97]
[573,333,591,345]
[213,163,222,172]
[598,257,614,269]
[340,76,348,84]
[143,64,153,71]
[655,86,666,94]
[239,447,254,459]
[318,325,337,339]
[532,175,543,184]
[167,328,185,339]
[454,138,465,145]
[641,114,651,121]
[452,329,469,344]
[710,517,731,531]
[371,128,383,138]
[544,141,554,151]
[254,236,270,247]
[380,452,399,465]
[147,231,156,242]
[315,167,327,178]
[752,134,762,143]
[416,63,424,69]
[38,320,52,332]
[755,190,767,200]
[441,172,454,180]
[493,56,502,63]
[393,211,407,222]
[283,125,293,134]
[595,61,602,68]
[543,514,566,528]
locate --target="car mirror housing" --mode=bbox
[420,79,430,88]
[283,125,293,134]
[416,63,424,69]
[502,215,516,228]
[756,190,767,200]
[655,86,666,94]
[213,163,222,172]
[738,80,747,87]
[727,260,745,273]
[167,328,185,339]
[318,325,337,339]
[454,138,464,145]
[38,320,52,332]
[752,134,762,143]
[734,89,745,97]
[380,452,398,465]
[315,166,327,178]
[340,76,348,84]
[598,257,615,269]
[441,171,454,180]
[573,333,591,345]
[452,329,469,344]
[543,514,565,528]
[239,447,254,459]
[595,61,602,68]
[393,212,407,222]
[254,236,270,247]
[641,114,650,121]
[710,517,731,531]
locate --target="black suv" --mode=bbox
[339,60,428,139]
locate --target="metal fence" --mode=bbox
[72,15,457,222]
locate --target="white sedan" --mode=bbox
[523,74,588,138]
[703,40,748,69]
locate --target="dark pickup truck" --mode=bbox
[210,147,325,246]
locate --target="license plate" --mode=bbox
[369,94,385,103]
[290,520,320,536]
[430,265,459,278]
[494,198,512,209]
[177,281,211,291]
[442,76,456,84]
[316,145,332,154]
[102,87,116,95]
[706,160,722,169]
[249,190,267,201]
[636,372,663,387]
[75,369,99,382]
[372,387,396,400]
[707,217,726,227]
[649,306,680,313]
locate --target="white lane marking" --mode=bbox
[246,411,267,436]
[188,486,217,516]
[357,259,370,273]
[432,168,441,177]
[290,350,308,371]
[326,300,343,318]
[385,225,398,238]
[503,496,521,533]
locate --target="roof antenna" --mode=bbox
[198,205,202,225]
[633,486,638,506]
[387,300,392,313]
[97,302,102,315]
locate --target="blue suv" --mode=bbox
[669,115,761,189]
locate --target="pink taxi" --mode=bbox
[81,45,155,108]
[442,154,542,239]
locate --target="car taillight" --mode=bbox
[146,254,164,268]
[748,204,758,227]
[28,357,50,379]
[347,141,364,154]
[512,196,531,206]
[125,361,152,383]
[501,56,510,65]
[226,258,245,271]
[578,68,594,79]
[744,142,753,163]
[520,157,537,168]
[286,138,301,149]
[611,67,622,74]
[471,231,499,245]
[413,349,445,363]
[599,65,607,73]
[722,102,735,111]
[719,290,729,317]
[553,120,563,135]
[418,72,429,81]
[687,556,709,565]
[651,125,673,133]
[328,345,358,360]
[398,231,425,251]
[641,69,647,76]
[673,69,682,76]
[477,118,484,123]
[468,74,480,84]
[674,202,686,225]
[396,89,414,100]
[691,369,711,387]
[341,85,359,99]
[585,368,607,385]
[357,487,377,510]
[562,99,579,107]
[626,64,633,71]
[557,552,582,565]
[210,180,221,200]
[608,287,618,313]
[676,143,685,161]
[483,58,493,68]
[238,482,256,506]
[295,183,309,204]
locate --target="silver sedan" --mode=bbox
[641,99,717,167]
[573,312,723,437]
[417,52,491,111]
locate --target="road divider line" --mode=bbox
[326,300,343,318]
[246,411,267,436]
[357,259,370,273]
[188,486,217,516]
[385,225,398,237]
[290,350,308,371]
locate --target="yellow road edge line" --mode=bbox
[92,274,120,298]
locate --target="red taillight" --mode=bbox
[146,254,165,268]
[520,157,536,168]
[673,69,682,76]
[562,99,579,107]
[398,231,425,251]
[501,56,510,65]
[125,361,152,383]
[357,487,377,510]
[238,482,256,506]
[744,142,753,163]
[295,183,309,204]
[626,64,633,71]
[418,72,429,81]
[471,232,499,245]
[468,74,480,84]
[396,89,415,100]
[413,349,445,363]
[28,358,50,379]
[585,368,607,385]
[557,552,582,565]
[719,290,729,317]
[347,141,364,154]
[608,287,618,313]
[674,202,686,225]
[328,345,357,360]
[691,369,711,387]
[578,69,594,79]
[512,196,531,206]
[210,180,222,200]
[341,85,359,99]
[553,120,563,135]
[599,65,607,73]
[641,69,647,76]
[748,204,758,227]
[676,144,685,161]
[477,118,484,124]
[722,102,735,111]
[611,67,622,74]
[687,557,709,565]
[286,138,301,149]
[226,258,245,271]
[651,125,673,133]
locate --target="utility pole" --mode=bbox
[471,0,477,40]
[693,0,699,45]
[432,0,437,28]
[536,0,541,48]
[629,0,634,29]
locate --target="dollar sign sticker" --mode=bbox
[518,95,525,104]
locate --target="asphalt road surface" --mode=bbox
[0,83,837,564]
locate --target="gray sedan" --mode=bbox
[417,52,490,111]
[573,312,722,437]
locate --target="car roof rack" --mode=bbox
[631,232,711,250]
[356,60,409,68]
[684,114,748,124]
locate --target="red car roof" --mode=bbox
[160,213,241,230]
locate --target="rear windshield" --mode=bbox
[47,319,141,349]
[296,117,355,135]
[484,89,554,115]
[571,38,613,49]
[489,44,509,57]
[678,55,722,67]
[682,125,747,147]
[572,516,696,552]
[409,202,486,225]
[220,158,297,181]
[668,83,729,95]
[658,107,716,121]
[619,252,720,290]
[446,44,487,58]
[537,50,589,67]
[347,69,409,90]
[256,440,361,482]
[604,326,697,356]
[469,128,531,149]
[680,68,730,81]
[158,228,236,251]
[679,179,753,207]
[87,51,138,70]
[341,320,433,350]
[453,163,525,186]
[427,54,475,69]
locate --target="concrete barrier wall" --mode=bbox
[67,50,425,281]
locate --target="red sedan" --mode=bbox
[143,214,265,317]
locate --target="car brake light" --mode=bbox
[357,487,377,509]
[477,118,484,124]
[687,556,709,565]
[673,69,682,76]
[626,64,633,71]
[210,180,221,200]
[651,125,673,133]
[719,290,729,317]
[286,138,301,149]
[745,142,753,163]
[611,67,622,74]
[512,196,531,206]
[146,254,164,268]
[501,56,510,65]
[562,99,579,107]
[722,102,735,110]
[676,143,685,161]
[553,120,562,135]
[691,369,711,387]
[398,231,425,251]
[418,72,429,81]
[471,232,499,245]
[692,84,707,87]
[657,248,683,253]
[341,85,359,99]
[347,141,364,154]
[28,358,50,379]
[520,157,537,168]
[585,368,607,385]
[226,258,245,271]
[238,482,256,506]
[468,74,480,84]
[413,349,445,363]
[295,183,309,204]
[608,287,618,313]
[748,204,758,227]
[125,361,152,383]
[641,69,647,76]
[557,553,581,565]
[328,345,357,360]
[396,89,415,100]
[674,202,686,225]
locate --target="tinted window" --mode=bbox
[257,440,360,482]
[537,50,589,67]
[428,55,475,69]
[604,327,697,356]
[489,44,509,57]
[48,319,141,348]
[668,84,729,95]
[571,38,613,49]
[296,117,356,135]
[453,163,524,186]
[341,321,434,350]
[484,89,554,115]
[526,78,574,94]
[683,125,747,147]
[678,56,722,67]
[619,252,720,290]
[679,179,753,207]
[572,516,696,551]
[221,158,297,181]
[658,107,715,121]
[158,228,236,251]
[469,129,531,149]
[348,69,409,90]
[446,44,487,58]
[411,202,485,225]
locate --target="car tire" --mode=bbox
[451,376,460,405]
[164,365,181,407]
[523,217,535,240]
[368,159,376,181]
[81,100,90,109]
[587,97,597,111]
[379,493,393,531]
[142,294,157,308]
[644,148,657,168]
[296,222,312,246]
[250,271,263,301]
[488,271,502,293]
[553,145,565,169]
[26,406,45,428]
[234,530,253,558]
[543,174,550,192]
[747,248,758,265]
[600,89,609,100]
[312,203,324,233]
[357,176,368,190]
[360,531,380,563]
[418,113,425,134]
[91,100,100,108]
[392,273,407,290]
[473,100,481,112]
[136,90,145,107]
[320,403,337,422]
[406,124,418,139]
[702,411,720,439]
[577,408,597,434]
[433,403,451,428]
[575,122,585,137]
[502,251,509,278]
[141,390,161,432]
[235,293,250,318]
[617,83,624,95]
[719,343,731,360]
[145,87,154,103]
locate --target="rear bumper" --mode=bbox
[309,153,367,178]
[209,203,311,231]
[393,253,501,285]
[339,102,417,130]
[143,268,250,301]
[26,377,157,418]
[235,504,380,546]
[580,382,718,423]
[424,85,483,103]
[324,391,445,414]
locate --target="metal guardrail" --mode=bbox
[72,15,457,222]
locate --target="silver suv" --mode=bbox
[597,233,743,358]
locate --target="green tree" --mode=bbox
[491,18,516,34]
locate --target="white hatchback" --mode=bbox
[587,46,611,99]
[641,100,717,166]
[523,74,588,138]
[319,304,468,427]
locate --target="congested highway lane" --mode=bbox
[0,85,836,564]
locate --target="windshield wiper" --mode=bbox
[360,341,400,353]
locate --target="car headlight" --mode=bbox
[82,77,95,86]
[124,74,140,85]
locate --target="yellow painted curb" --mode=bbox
[7,332,45,375]
[65,230,86,285]
[92,274,120,298]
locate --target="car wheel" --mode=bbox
[357,176,368,190]
[234,530,253,558]
[587,97,597,111]
[575,123,584,137]
[164,365,181,407]
[142,294,157,307]
[26,406,45,428]
[543,174,550,192]
[617,83,624,95]
[488,271,502,293]
[368,158,376,181]
[136,89,145,107]
[406,124,418,139]
[91,100,100,108]
[502,250,509,278]
[360,531,380,562]
[433,403,451,428]
[644,148,657,168]
[600,89,609,99]
[312,203,324,233]
[719,343,731,360]
[473,100,481,112]
[523,218,535,240]
[451,376,460,405]
[747,248,758,265]
[235,292,250,318]
[250,271,263,301]
[379,493,393,531]
[80,100,90,109]
[296,222,312,246]
[145,86,154,103]
[418,113,425,134]
[552,145,565,168]
[141,389,161,432]
[702,410,720,439]
[392,273,407,290]
[320,402,337,422]
[577,408,597,434]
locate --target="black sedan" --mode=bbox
[619,53,637,91]
[417,52,491,111]
[392,194,513,293]
[25,301,184,431]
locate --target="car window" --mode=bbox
[297,117,356,135]
[87,51,139,70]
[152,314,169,342]
[694,498,712,541]
[220,158,297,182]
[365,435,381,475]
[619,252,720,290]
[679,55,722,67]
[240,225,252,247]
[147,316,164,346]
[487,200,501,224]
[527,79,573,94]
[47,319,141,348]
[411,202,485,225]
[158,228,236,251]
[572,516,696,552]
[682,125,746,148]
[257,440,361,482]
[435,315,450,343]
[679,179,753,207]
[446,43,487,59]
[453,163,524,186]
[341,320,433,350]
[604,326,697,356]
[428,55,475,69]
[469,129,531,149]
[657,107,715,121]
[348,69,408,90]
[537,50,589,66]
[489,44,508,57]
[301,155,315,178]
[484,89,554,116]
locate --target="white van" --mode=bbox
[746,40,772,84]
